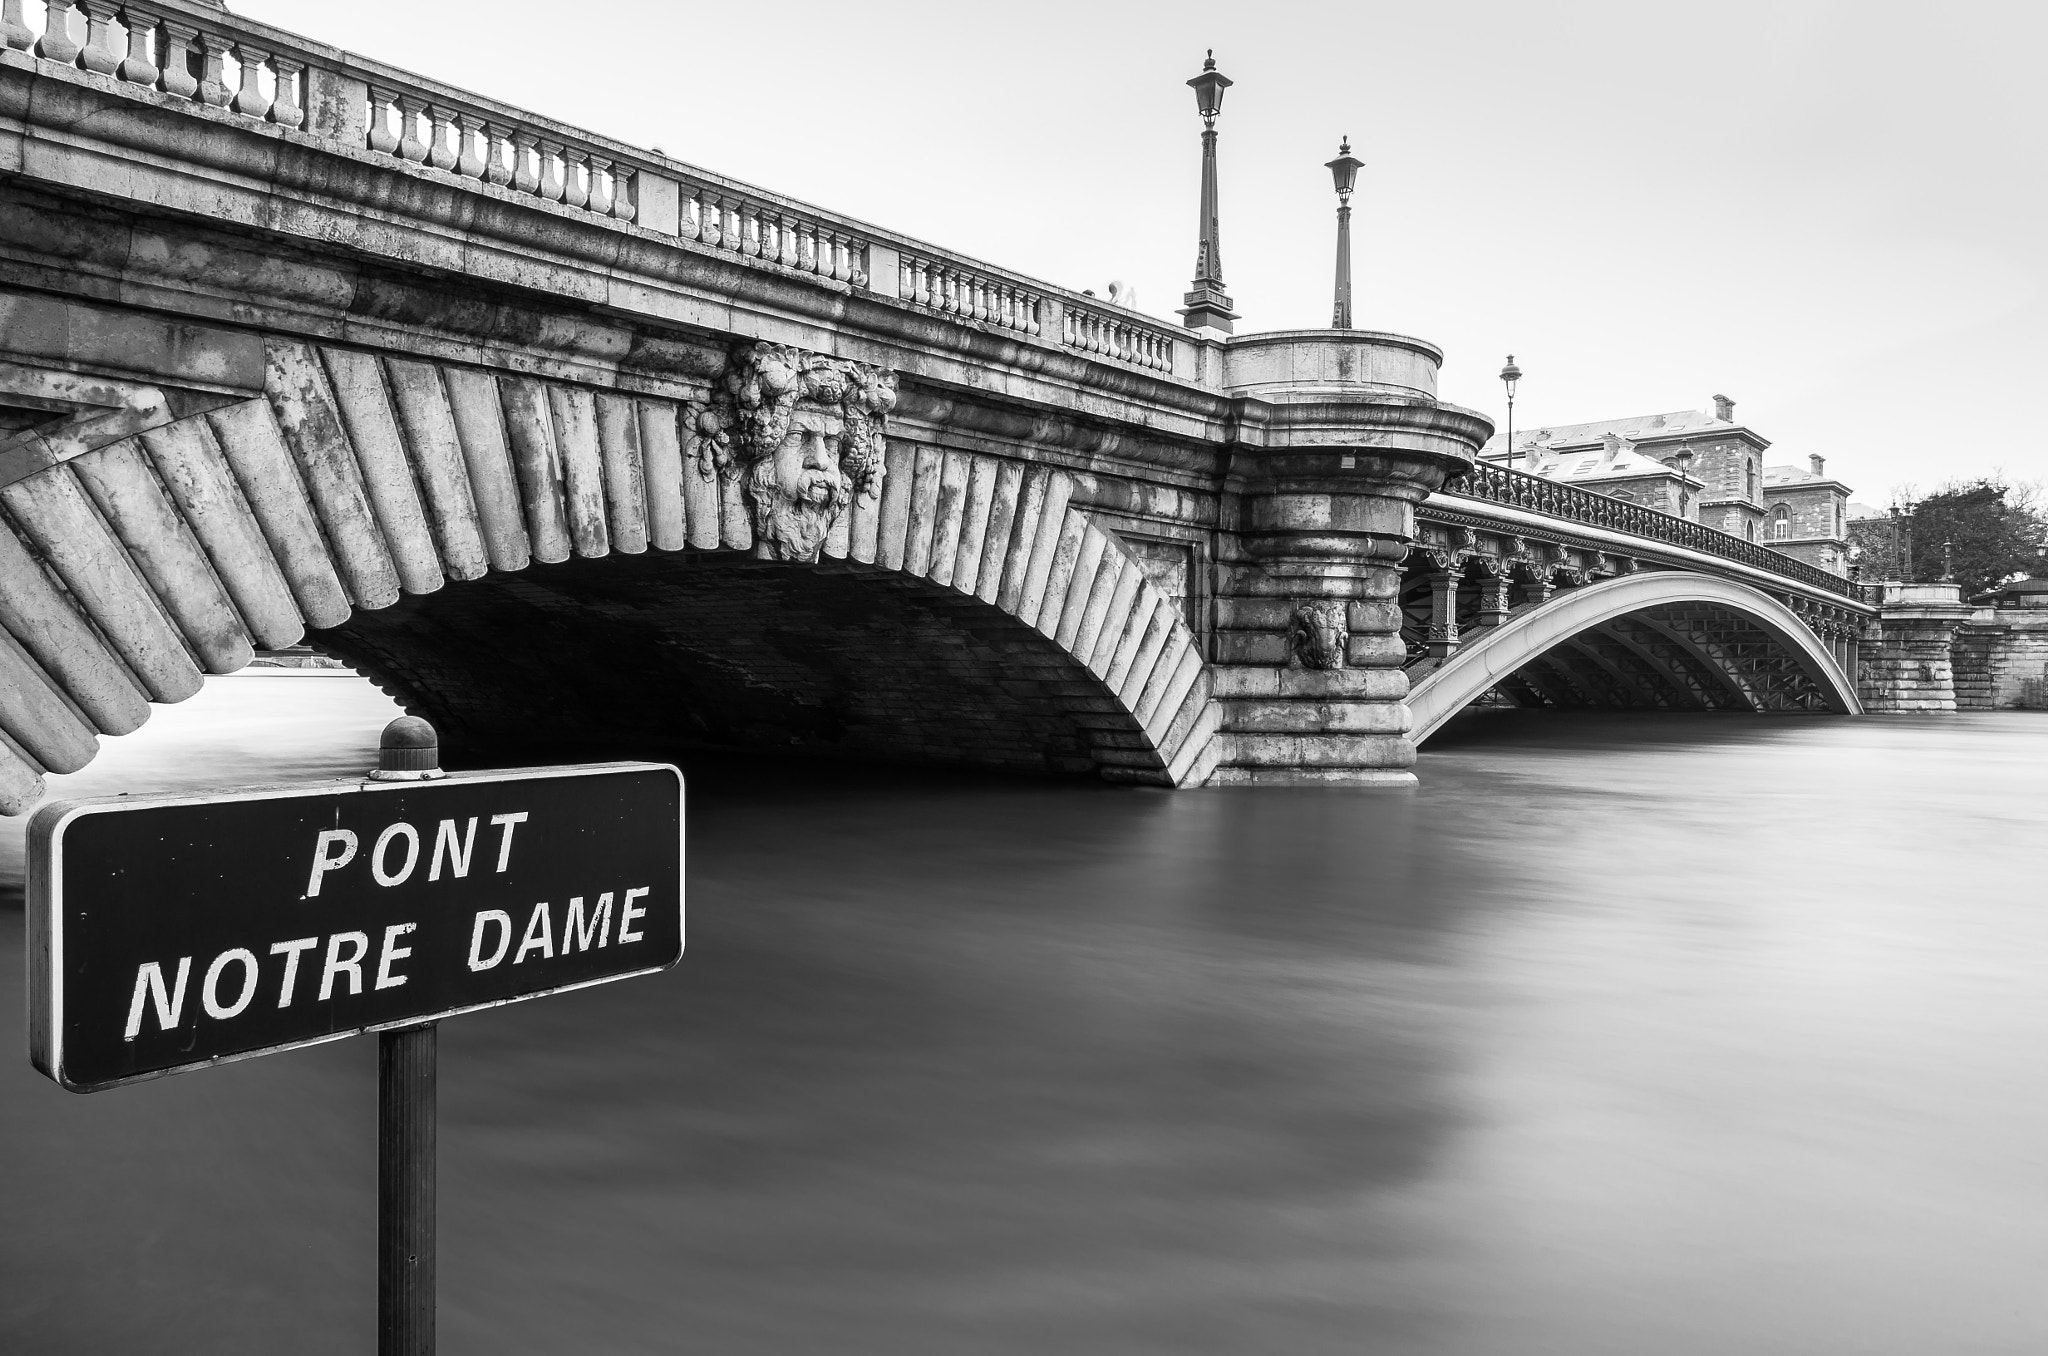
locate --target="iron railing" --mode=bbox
[1438,460,1863,600]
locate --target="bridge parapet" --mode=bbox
[1,0,1191,383]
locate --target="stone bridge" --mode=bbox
[0,0,1872,812]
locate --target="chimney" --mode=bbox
[1809,454,1825,477]
[1601,431,1623,462]
[1712,393,1735,422]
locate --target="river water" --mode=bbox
[3,673,2045,1355]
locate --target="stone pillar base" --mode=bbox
[1201,666,1415,784]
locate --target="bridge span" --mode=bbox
[0,1,1875,810]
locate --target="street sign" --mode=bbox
[27,761,683,1093]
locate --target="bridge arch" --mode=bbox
[0,341,1215,813]
[1407,571,1862,746]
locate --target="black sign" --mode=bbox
[28,762,682,1092]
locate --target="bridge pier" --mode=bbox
[1859,583,1973,712]
[1207,332,1488,785]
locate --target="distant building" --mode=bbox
[1759,456,1854,574]
[1480,393,1854,576]
[1972,577,2048,609]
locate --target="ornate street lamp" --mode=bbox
[1326,137,1363,329]
[1499,355,1522,467]
[1178,51,1237,334]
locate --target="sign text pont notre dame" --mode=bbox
[28,762,683,1092]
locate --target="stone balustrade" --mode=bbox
[1441,459,1861,600]
[2,0,1183,376]
[896,250,1047,337]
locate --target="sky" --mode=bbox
[238,0,2048,507]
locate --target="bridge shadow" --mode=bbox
[312,550,1157,780]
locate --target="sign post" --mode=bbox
[26,717,684,1355]
[381,1021,436,1356]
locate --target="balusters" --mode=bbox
[159,22,198,98]
[116,8,157,86]
[426,106,457,171]
[455,114,485,178]
[35,0,80,63]
[231,43,271,119]
[363,88,396,153]
[2,0,32,53]
[510,131,539,193]
[563,148,588,208]
[269,55,303,127]
[703,195,726,248]
[536,139,563,200]
[612,167,637,221]
[588,156,613,214]
[484,124,513,185]
[394,95,427,161]
[77,1,116,74]
[186,32,224,104]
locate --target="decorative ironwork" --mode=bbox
[1438,460,1862,600]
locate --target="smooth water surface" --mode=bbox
[3,676,2044,1354]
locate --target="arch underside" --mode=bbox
[1483,603,1838,713]
[320,553,1161,777]
[1407,572,1861,747]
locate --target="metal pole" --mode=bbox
[379,1023,437,1356]
[370,715,444,1356]
[1332,196,1353,329]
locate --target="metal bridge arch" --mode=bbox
[1407,571,1862,746]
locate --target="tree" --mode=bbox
[1850,478,2048,596]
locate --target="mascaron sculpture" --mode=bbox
[696,341,898,563]
[1288,600,1348,671]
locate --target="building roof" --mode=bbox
[1762,464,1853,493]
[1973,577,2048,602]
[1518,443,1699,485]
[1480,405,1756,459]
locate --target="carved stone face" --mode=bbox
[1289,601,1348,670]
[746,409,852,563]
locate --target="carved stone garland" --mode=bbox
[693,341,898,563]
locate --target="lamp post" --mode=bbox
[1178,51,1237,334]
[1889,498,1918,581]
[1326,137,1363,329]
[1499,355,1522,468]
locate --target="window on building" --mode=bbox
[1835,500,1845,536]
[1770,505,1791,539]
[1746,460,1756,499]
[1746,520,1756,541]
